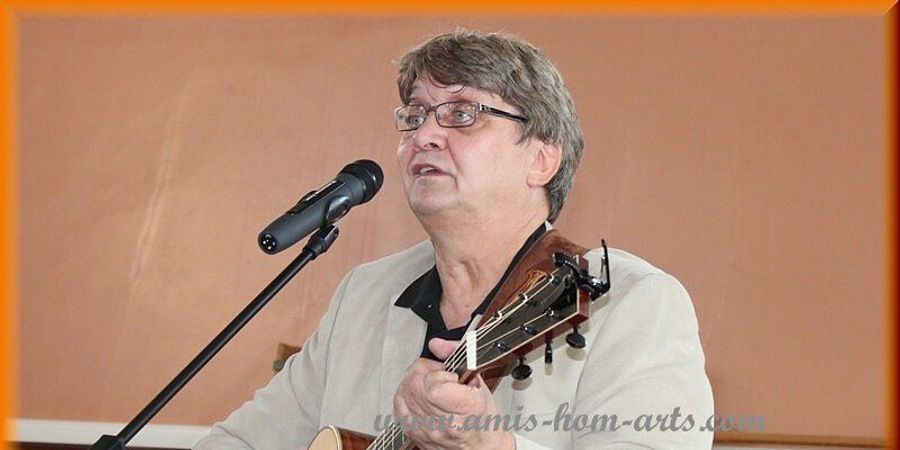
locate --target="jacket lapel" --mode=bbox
[380,298,427,413]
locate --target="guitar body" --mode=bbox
[308,426,377,450]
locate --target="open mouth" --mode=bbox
[412,163,446,178]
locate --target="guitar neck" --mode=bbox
[367,422,409,450]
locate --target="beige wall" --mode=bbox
[17,15,886,438]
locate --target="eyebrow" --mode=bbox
[406,93,477,106]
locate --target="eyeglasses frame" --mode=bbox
[393,101,529,132]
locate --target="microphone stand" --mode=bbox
[89,225,341,450]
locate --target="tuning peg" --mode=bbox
[566,325,586,349]
[545,339,553,364]
[511,357,532,380]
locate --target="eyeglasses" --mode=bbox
[393,101,528,132]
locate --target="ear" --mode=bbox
[526,142,563,188]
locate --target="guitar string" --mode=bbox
[375,253,609,450]
[370,273,569,450]
[369,287,557,450]
[368,274,564,450]
[442,285,552,373]
[367,274,568,450]
[443,267,572,373]
[370,305,568,450]
[367,305,514,450]
[369,255,602,449]
[367,301,520,450]
[443,274,560,370]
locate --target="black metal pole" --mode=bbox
[89,225,340,450]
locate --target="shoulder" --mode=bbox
[578,246,706,374]
[338,240,435,299]
[581,246,695,328]
[584,246,686,295]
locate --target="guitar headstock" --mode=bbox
[447,243,611,376]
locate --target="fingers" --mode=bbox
[426,381,482,414]
[428,337,461,361]
[410,357,446,374]
[399,361,491,415]
[423,368,458,392]
[394,369,508,450]
[432,374,495,415]
[395,358,457,419]
[468,373,490,394]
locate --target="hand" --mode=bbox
[393,338,516,450]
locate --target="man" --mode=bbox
[195,29,713,449]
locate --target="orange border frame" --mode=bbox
[886,3,897,449]
[0,2,894,449]
[1,4,17,450]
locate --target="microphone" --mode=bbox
[258,159,383,254]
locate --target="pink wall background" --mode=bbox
[17,15,887,438]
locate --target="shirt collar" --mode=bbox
[394,223,549,315]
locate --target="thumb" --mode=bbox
[428,337,461,361]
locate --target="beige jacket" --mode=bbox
[194,241,714,449]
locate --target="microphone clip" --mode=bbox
[304,224,340,258]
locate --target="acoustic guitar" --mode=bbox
[307,246,610,450]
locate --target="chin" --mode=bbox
[410,203,446,218]
[408,197,457,219]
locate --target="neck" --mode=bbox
[422,208,548,322]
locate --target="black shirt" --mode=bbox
[393,224,547,360]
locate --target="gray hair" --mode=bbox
[396,29,584,223]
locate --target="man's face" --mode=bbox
[396,77,538,222]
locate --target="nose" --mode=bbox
[411,110,447,152]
